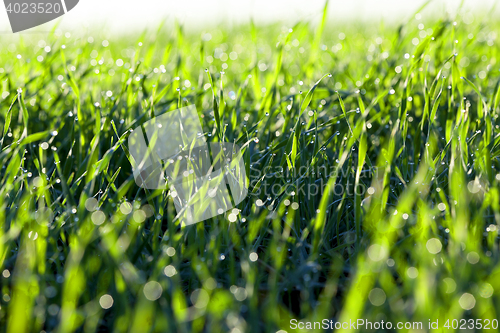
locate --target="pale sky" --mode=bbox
[0,0,498,34]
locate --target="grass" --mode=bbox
[1,2,500,332]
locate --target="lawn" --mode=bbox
[1,2,500,332]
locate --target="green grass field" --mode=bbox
[1,2,500,332]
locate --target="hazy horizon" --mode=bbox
[0,0,498,35]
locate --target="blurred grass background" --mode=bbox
[1,1,500,332]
